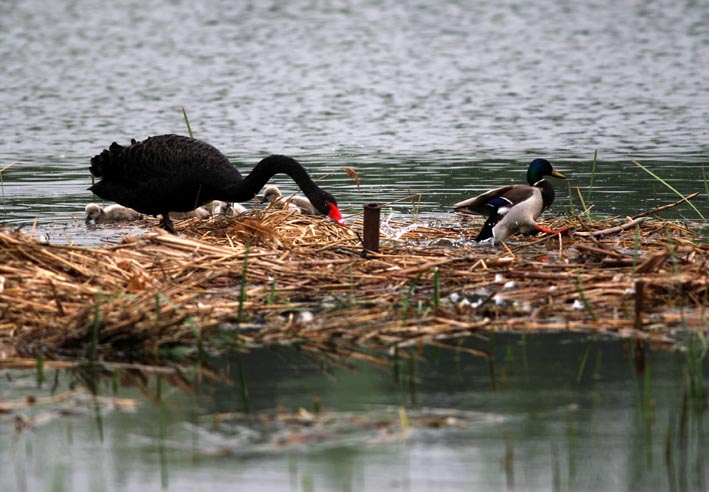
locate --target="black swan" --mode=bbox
[89,134,346,233]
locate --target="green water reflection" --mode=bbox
[1,333,707,491]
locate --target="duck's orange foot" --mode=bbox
[536,225,569,236]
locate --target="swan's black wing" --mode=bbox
[90,134,242,215]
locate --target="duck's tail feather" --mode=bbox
[475,216,497,241]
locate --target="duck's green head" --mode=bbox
[527,158,566,185]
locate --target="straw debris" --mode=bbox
[1,209,707,366]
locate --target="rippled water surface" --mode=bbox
[1,0,708,243]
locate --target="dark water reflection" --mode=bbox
[1,334,707,491]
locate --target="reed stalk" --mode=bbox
[685,331,706,405]
[158,400,168,489]
[576,187,589,215]
[187,317,205,361]
[36,353,44,387]
[576,341,591,382]
[566,411,577,481]
[182,106,194,138]
[405,357,417,406]
[586,149,597,203]
[237,244,251,325]
[349,265,355,307]
[398,405,410,431]
[406,187,422,219]
[236,354,250,413]
[267,274,278,305]
[504,435,515,490]
[632,224,641,275]
[89,293,102,362]
[566,181,575,216]
[155,293,162,323]
[631,160,706,221]
[574,273,598,321]
[628,340,653,425]
[2,171,6,221]
[487,334,496,391]
[0,162,17,221]
[642,359,653,425]
[392,346,400,384]
[401,273,422,322]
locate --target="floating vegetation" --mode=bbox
[0,204,707,367]
[197,406,468,453]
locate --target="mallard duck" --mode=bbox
[453,159,566,242]
[85,203,143,224]
[261,185,317,215]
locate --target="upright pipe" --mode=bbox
[362,202,382,253]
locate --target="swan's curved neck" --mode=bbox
[223,155,319,202]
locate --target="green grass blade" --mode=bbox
[586,149,597,203]
[182,106,194,138]
[1,162,17,221]
[187,317,205,361]
[574,272,598,321]
[237,243,251,325]
[89,292,102,362]
[631,160,705,221]
[236,354,250,413]
[576,341,592,383]
[36,353,45,387]
[268,274,278,305]
[565,181,575,215]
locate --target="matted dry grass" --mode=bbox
[1,208,707,366]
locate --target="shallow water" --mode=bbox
[1,0,707,246]
[1,334,707,492]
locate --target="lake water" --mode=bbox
[1,1,708,490]
[1,0,708,244]
[2,334,707,492]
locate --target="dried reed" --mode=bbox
[0,207,707,367]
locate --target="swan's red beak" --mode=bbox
[327,202,347,226]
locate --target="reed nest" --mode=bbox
[1,207,707,366]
